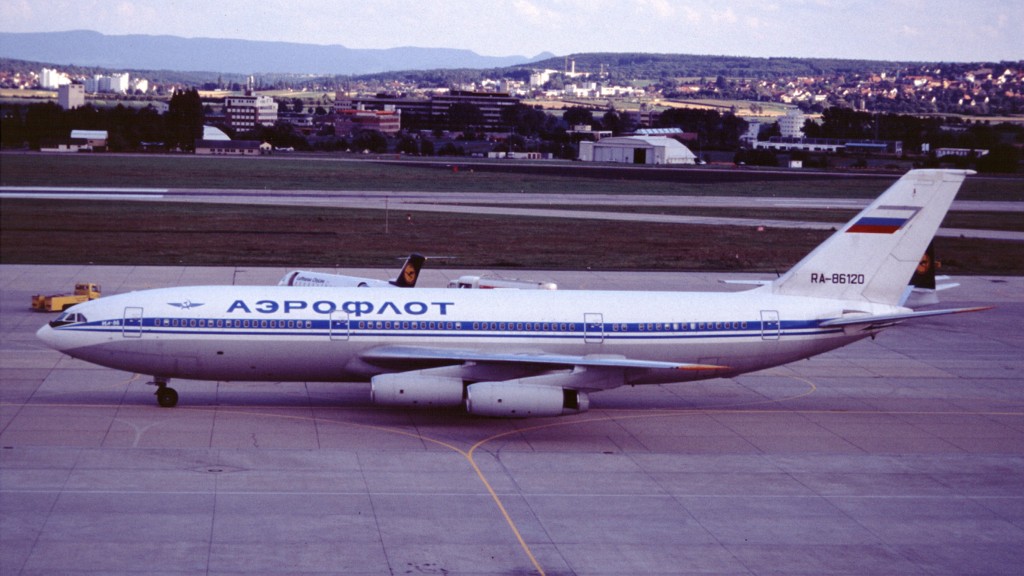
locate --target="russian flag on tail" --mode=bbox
[847,205,921,234]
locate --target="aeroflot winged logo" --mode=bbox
[847,205,921,234]
[169,300,205,310]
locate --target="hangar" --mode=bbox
[578,136,696,164]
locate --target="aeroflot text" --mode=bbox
[226,300,455,317]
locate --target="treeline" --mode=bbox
[1,89,205,151]
[528,53,910,81]
[805,108,1023,172]
[4,92,1018,172]
[731,108,1022,172]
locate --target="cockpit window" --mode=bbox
[49,312,87,328]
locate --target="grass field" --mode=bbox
[4,198,1022,274]
[2,153,1021,274]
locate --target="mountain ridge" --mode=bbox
[0,30,553,75]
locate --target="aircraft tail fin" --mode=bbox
[770,169,973,305]
[390,253,426,288]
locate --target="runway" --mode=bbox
[2,264,1022,575]
[3,186,1022,241]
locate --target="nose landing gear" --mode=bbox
[149,378,179,408]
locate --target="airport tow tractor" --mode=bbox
[31,283,102,312]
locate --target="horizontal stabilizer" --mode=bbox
[820,306,992,330]
[363,346,727,371]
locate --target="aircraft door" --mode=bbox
[760,310,780,340]
[123,307,143,338]
[330,311,350,341]
[584,313,604,343]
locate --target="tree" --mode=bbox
[816,107,872,139]
[734,148,778,167]
[505,134,527,152]
[757,122,781,141]
[165,88,204,152]
[563,106,595,129]
[437,142,464,156]
[500,103,546,136]
[1,105,27,148]
[395,134,419,155]
[976,144,1020,174]
[24,102,66,149]
[601,110,632,135]
[352,130,388,153]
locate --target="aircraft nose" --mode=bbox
[36,323,62,351]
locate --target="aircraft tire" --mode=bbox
[156,387,179,408]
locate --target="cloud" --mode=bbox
[899,24,922,38]
[710,7,738,25]
[637,0,675,19]
[512,0,559,23]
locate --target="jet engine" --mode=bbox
[465,382,589,417]
[370,373,464,407]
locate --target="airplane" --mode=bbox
[722,242,957,309]
[447,275,558,290]
[278,253,425,288]
[37,169,989,417]
[903,242,959,307]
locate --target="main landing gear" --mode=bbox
[149,378,179,408]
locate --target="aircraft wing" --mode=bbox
[362,346,726,371]
[819,306,992,330]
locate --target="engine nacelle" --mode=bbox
[465,382,590,418]
[370,373,464,407]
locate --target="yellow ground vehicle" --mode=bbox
[31,283,102,312]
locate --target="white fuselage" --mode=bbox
[37,284,884,385]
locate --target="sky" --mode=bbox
[1,0,1021,63]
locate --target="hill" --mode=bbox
[0,30,551,75]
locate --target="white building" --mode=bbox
[778,108,806,139]
[40,68,71,89]
[85,73,132,94]
[98,73,130,94]
[529,70,557,87]
[113,73,130,93]
[84,75,101,94]
[740,119,763,145]
[578,136,696,165]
